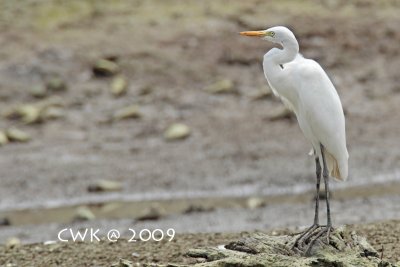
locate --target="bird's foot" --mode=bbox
[292,225,334,256]
[291,224,321,250]
[304,225,334,255]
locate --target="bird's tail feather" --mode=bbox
[324,149,347,181]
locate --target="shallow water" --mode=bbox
[1,170,399,227]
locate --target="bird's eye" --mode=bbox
[270,32,275,37]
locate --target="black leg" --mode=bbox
[320,144,332,227]
[313,157,322,225]
[292,156,322,250]
[294,145,335,255]
[303,145,334,255]
[320,144,333,240]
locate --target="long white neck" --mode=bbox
[270,38,299,65]
[263,36,300,113]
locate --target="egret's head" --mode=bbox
[240,26,296,45]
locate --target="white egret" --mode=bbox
[240,26,348,253]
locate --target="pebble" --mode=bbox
[136,205,164,221]
[4,105,41,124]
[6,237,21,248]
[100,203,122,214]
[247,197,265,209]
[74,206,96,221]
[6,128,31,142]
[46,242,62,252]
[41,106,65,120]
[87,180,123,192]
[204,79,236,94]
[164,123,191,141]
[4,97,64,124]
[30,85,47,98]
[21,105,42,124]
[113,105,141,121]
[46,77,67,92]
[93,59,119,77]
[111,76,128,96]
[267,107,293,121]
[0,131,9,146]
[43,240,57,245]
[251,88,272,100]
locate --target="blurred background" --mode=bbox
[0,0,399,244]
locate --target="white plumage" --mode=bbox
[242,26,348,180]
[240,26,349,250]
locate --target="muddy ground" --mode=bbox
[0,220,400,266]
[0,0,400,265]
[0,0,399,208]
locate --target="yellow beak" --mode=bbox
[240,30,267,37]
